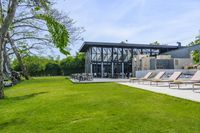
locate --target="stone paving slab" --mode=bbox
[119,82,200,103]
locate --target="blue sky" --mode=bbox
[55,0,200,55]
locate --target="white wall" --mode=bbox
[173,58,193,69]
[157,55,171,59]
[141,57,155,70]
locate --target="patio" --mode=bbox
[70,78,130,83]
[119,82,200,103]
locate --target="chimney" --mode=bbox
[177,42,181,48]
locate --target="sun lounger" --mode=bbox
[130,72,152,83]
[169,70,200,88]
[150,72,182,86]
[145,71,165,85]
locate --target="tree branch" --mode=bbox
[13,16,36,24]
[12,24,48,31]
[14,36,52,42]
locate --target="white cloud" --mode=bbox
[55,0,200,55]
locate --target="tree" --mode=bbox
[8,33,29,79]
[188,39,200,46]
[0,0,71,99]
[6,5,83,80]
[13,56,50,76]
[150,41,160,45]
[188,30,200,46]
[45,62,62,76]
[12,53,85,77]
[0,0,18,99]
[60,53,85,75]
[192,50,199,64]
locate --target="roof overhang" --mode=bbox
[79,41,183,52]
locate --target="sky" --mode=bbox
[54,0,200,56]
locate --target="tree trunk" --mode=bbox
[8,34,29,80]
[0,41,4,99]
[0,0,18,99]
[3,43,12,77]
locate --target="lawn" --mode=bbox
[0,77,200,133]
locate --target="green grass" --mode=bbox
[0,77,200,133]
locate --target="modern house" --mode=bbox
[80,41,183,78]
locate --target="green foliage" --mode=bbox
[188,39,200,46]
[36,14,70,55]
[12,56,55,76]
[45,62,62,76]
[31,0,50,10]
[192,50,200,64]
[150,41,160,45]
[60,53,85,75]
[34,6,41,11]
[12,53,85,76]
[39,0,49,10]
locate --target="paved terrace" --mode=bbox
[70,78,130,83]
[119,82,200,103]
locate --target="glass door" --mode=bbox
[103,63,112,78]
[113,63,122,78]
[92,63,101,78]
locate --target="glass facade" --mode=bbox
[92,63,101,77]
[123,48,132,62]
[92,47,101,61]
[103,63,112,78]
[113,48,118,61]
[85,46,163,78]
[142,49,151,55]
[118,48,123,62]
[103,48,112,62]
[151,49,160,56]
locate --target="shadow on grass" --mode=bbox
[7,92,48,101]
[0,118,24,130]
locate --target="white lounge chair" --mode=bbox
[130,72,152,83]
[150,72,182,86]
[169,71,200,88]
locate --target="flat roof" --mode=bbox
[79,41,182,52]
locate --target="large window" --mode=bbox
[92,47,101,61]
[113,48,123,62]
[142,49,151,55]
[123,48,132,62]
[113,63,122,78]
[113,48,118,61]
[103,48,112,62]
[151,49,160,56]
[118,48,123,62]
[103,63,112,78]
[133,49,141,55]
[92,63,101,77]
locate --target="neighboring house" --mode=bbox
[163,44,200,58]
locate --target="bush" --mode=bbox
[12,53,85,77]
[60,53,85,75]
[192,50,199,64]
[45,63,62,76]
